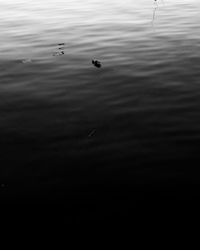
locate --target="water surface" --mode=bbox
[1,0,200,222]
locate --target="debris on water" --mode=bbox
[53,43,65,56]
[92,59,101,68]
[88,129,96,137]
[53,51,64,56]
[22,58,32,63]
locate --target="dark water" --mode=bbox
[1,0,200,225]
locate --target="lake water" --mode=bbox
[1,0,200,224]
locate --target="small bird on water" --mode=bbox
[92,59,101,68]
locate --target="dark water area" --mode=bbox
[1,0,200,227]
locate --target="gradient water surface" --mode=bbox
[1,0,200,223]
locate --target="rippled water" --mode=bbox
[1,0,200,222]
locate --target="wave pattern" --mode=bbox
[1,0,200,201]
